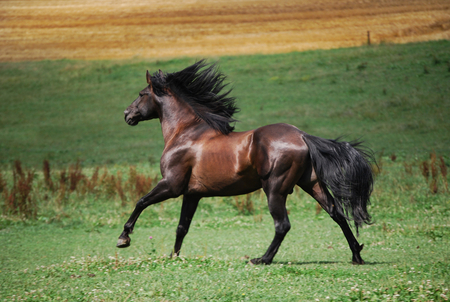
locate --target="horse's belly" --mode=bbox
[185,130,261,196]
[187,166,261,196]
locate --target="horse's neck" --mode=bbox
[159,96,199,145]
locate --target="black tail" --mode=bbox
[303,134,375,232]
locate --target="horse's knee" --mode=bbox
[275,220,291,236]
[135,198,146,210]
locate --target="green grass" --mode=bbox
[1,40,449,168]
[1,159,449,301]
[1,40,449,301]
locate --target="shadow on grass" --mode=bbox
[269,260,393,266]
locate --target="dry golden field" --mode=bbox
[1,0,449,61]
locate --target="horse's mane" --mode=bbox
[150,60,239,135]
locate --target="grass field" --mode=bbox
[1,40,450,301]
[1,159,449,301]
[1,40,449,168]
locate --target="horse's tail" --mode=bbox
[302,134,376,233]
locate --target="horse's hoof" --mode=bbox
[249,258,269,265]
[116,237,131,248]
[170,251,180,259]
[352,258,365,265]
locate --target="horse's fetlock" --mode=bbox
[124,223,134,234]
[176,225,188,237]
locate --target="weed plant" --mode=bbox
[1,160,161,226]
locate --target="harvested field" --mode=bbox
[1,0,449,61]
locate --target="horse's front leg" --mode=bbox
[117,179,180,248]
[171,195,201,257]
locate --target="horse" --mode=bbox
[117,60,375,265]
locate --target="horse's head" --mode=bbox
[124,70,161,126]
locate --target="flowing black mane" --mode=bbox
[150,60,239,134]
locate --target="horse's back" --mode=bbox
[253,123,306,143]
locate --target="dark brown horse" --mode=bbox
[117,61,375,265]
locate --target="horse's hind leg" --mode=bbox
[301,181,365,264]
[250,192,291,265]
[172,195,200,257]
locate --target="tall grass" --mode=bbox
[1,160,159,222]
[419,152,449,194]
[1,160,37,219]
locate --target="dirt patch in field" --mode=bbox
[1,0,449,61]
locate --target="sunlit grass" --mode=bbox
[1,157,449,301]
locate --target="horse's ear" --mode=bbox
[159,69,164,78]
[146,70,152,86]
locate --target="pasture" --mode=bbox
[1,40,449,168]
[1,41,450,301]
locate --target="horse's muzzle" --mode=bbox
[124,110,140,126]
